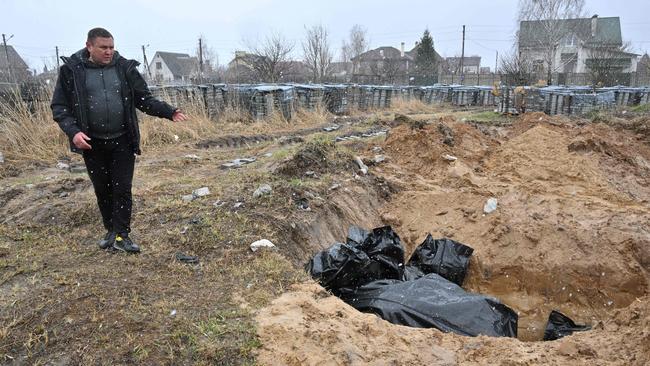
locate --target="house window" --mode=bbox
[564,34,577,47]
[156,62,162,70]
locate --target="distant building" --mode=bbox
[328,61,353,82]
[352,43,443,84]
[444,56,481,74]
[0,44,30,83]
[518,15,638,75]
[226,51,263,83]
[638,53,650,79]
[149,51,199,84]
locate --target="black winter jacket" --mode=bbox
[51,49,176,154]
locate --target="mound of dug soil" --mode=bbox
[256,283,649,365]
[276,139,355,177]
[258,113,650,364]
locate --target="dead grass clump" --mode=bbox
[0,90,70,165]
[390,97,440,114]
[275,137,354,177]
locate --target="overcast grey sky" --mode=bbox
[3,0,650,73]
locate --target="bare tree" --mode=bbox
[247,32,295,83]
[585,42,633,88]
[345,25,370,81]
[517,0,586,84]
[340,40,350,62]
[500,50,535,86]
[303,24,333,83]
[381,57,402,84]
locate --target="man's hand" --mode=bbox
[172,110,188,122]
[72,132,92,150]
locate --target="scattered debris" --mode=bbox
[354,156,368,175]
[184,154,201,160]
[263,152,273,158]
[329,183,341,191]
[304,170,317,178]
[323,125,340,132]
[277,136,304,145]
[296,197,310,211]
[484,197,498,214]
[221,157,256,169]
[0,152,4,163]
[175,252,199,264]
[170,309,177,316]
[173,135,179,142]
[180,226,189,234]
[372,155,386,164]
[442,154,458,162]
[192,187,210,198]
[253,184,272,198]
[213,200,226,207]
[69,165,86,174]
[335,128,388,142]
[250,239,276,252]
[56,162,70,170]
[233,202,244,209]
[181,187,209,202]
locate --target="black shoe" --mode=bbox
[113,235,140,253]
[99,231,116,250]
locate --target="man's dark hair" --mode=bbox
[87,28,113,43]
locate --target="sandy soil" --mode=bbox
[256,113,650,365]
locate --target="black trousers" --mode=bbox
[82,134,135,235]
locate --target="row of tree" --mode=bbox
[195,24,439,85]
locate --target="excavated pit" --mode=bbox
[259,114,650,364]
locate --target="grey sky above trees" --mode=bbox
[3,0,649,73]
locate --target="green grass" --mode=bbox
[631,103,650,113]
[466,111,512,123]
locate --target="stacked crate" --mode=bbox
[323,84,349,115]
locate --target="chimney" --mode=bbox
[400,42,405,58]
[591,14,598,37]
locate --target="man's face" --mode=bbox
[86,37,114,65]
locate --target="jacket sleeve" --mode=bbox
[128,68,176,120]
[50,67,81,139]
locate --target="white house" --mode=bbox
[149,51,199,84]
[519,15,638,76]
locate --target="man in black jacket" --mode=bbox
[51,27,188,253]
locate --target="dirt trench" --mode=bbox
[256,114,650,365]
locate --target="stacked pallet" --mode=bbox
[291,84,325,110]
[148,83,650,120]
[323,85,349,115]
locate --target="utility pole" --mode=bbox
[198,37,204,84]
[494,51,498,74]
[141,45,151,80]
[460,25,465,85]
[2,33,14,83]
[55,46,60,69]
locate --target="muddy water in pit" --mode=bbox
[375,118,650,341]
